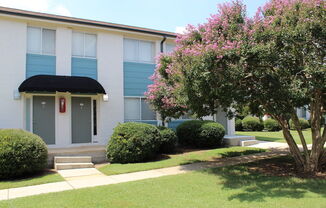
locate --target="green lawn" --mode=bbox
[98,147,266,175]
[0,171,64,190]
[2,159,325,208]
[236,129,317,144]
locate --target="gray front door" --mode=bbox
[33,96,55,144]
[72,97,92,143]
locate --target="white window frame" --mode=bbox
[124,96,157,121]
[123,38,155,64]
[27,26,56,55]
[72,31,97,59]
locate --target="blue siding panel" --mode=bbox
[168,120,189,130]
[26,54,56,78]
[123,62,156,96]
[72,57,98,80]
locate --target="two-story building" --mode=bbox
[0,7,235,162]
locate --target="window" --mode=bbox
[27,27,55,55]
[124,97,156,120]
[166,43,176,53]
[124,39,154,63]
[72,32,97,58]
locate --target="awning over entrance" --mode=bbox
[18,75,106,94]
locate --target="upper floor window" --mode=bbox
[124,39,154,63]
[166,43,176,53]
[72,32,97,58]
[27,27,56,55]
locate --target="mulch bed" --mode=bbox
[246,156,326,179]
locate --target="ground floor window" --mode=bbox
[124,97,156,121]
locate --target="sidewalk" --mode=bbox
[0,151,287,201]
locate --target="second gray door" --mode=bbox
[72,97,92,143]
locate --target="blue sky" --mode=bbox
[0,0,269,32]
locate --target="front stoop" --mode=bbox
[223,135,259,147]
[54,156,94,170]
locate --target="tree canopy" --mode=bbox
[146,0,326,173]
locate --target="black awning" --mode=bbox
[19,75,106,94]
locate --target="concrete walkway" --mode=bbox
[0,151,286,201]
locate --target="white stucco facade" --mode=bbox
[0,9,235,149]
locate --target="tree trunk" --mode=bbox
[291,112,310,170]
[274,115,306,171]
[308,91,325,172]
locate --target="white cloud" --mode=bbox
[0,0,72,16]
[52,4,71,16]
[175,26,186,34]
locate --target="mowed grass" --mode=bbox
[98,147,266,175]
[2,161,325,208]
[236,129,319,144]
[0,172,64,190]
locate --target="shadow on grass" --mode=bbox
[201,158,326,202]
[0,170,57,182]
[220,149,266,158]
[254,136,284,142]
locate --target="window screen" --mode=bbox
[141,99,156,120]
[124,39,138,62]
[42,29,55,54]
[124,98,141,120]
[85,34,97,58]
[166,43,175,53]
[139,41,153,63]
[27,27,41,54]
[124,39,154,63]
[72,32,84,57]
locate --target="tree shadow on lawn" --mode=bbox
[219,149,266,158]
[254,136,284,142]
[201,158,326,202]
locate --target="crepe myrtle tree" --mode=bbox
[146,0,325,173]
[145,54,188,126]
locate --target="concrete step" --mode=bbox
[240,140,260,147]
[55,162,94,170]
[54,156,92,163]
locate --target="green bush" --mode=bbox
[289,118,310,130]
[176,120,225,148]
[107,122,162,163]
[157,126,177,153]
[235,118,243,131]
[242,116,264,131]
[264,118,281,131]
[0,129,48,179]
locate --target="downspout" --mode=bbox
[160,36,167,53]
[160,35,167,127]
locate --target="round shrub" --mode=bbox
[107,122,162,163]
[157,126,177,153]
[235,118,243,131]
[176,120,225,148]
[264,118,281,131]
[289,118,310,130]
[242,116,264,131]
[0,129,48,179]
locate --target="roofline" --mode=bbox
[0,6,177,38]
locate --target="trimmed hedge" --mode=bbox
[264,118,281,131]
[0,129,48,179]
[289,118,310,130]
[242,116,264,131]
[107,122,162,163]
[176,120,225,148]
[157,126,177,153]
[235,118,243,131]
